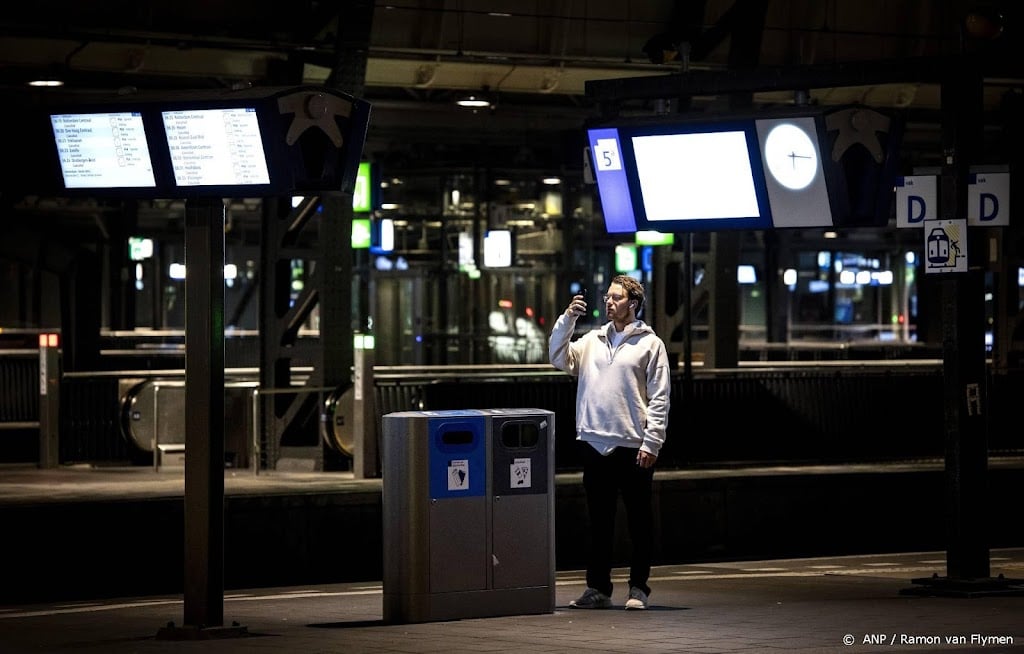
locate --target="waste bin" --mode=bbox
[381,408,555,623]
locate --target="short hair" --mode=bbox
[611,274,645,316]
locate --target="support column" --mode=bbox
[705,231,739,368]
[902,57,1022,598]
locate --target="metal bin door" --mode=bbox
[489,412,554,589]
[427,417,488,593]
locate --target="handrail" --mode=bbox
[371,360,946,381]
[63,366,316,380]
[63,359,949,383]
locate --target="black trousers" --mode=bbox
[580,442,654,598]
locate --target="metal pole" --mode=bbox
[37,333,61,468]
[251,388,260,477]
[682,232,693,393]
[158,198,247,639]
[353,335,378,478]
[152,384,160,472]
[182,198,227,629]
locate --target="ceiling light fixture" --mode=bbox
[457,95,490,108]
[456,86,494,110]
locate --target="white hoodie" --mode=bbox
[548,312,671,457]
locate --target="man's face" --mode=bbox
[604,282,631,322]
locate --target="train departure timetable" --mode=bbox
[162,107,271,186]
[50,112,156,188]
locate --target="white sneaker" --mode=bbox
[625,586,648,610]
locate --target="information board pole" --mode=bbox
[159,198,248,637]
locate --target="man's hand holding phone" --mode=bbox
[567,289,587,317]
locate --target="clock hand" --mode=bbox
[787,151,812,166]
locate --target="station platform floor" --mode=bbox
[1,549,1022,653]
[1,463,1023,652]
[3,456,1024,505]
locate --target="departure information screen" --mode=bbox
[50,112,156,188]
[161,107,271,186]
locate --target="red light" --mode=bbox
[897,314,905,324]
[498,299,513,309]
[524,306,534,318]
[39,333,60,348]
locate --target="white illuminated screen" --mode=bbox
[483,230,512,267]
[737,264,757,284]
[631,131,760,221]
[458,231,475,266]
[162,108,271,186]
[378,218,394,252]
[50,112,156,188]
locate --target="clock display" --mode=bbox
[763,122,819,190]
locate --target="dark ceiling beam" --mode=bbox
[695,0,770,63]
[641,0,705,65]
[642,0,771,65]
[724,0,770,69]
[585,53,1023,104]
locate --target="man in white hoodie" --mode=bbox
[549,274,671,611]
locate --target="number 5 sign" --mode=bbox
[593,138,623,171]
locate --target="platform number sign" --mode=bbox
[593,138,623,171]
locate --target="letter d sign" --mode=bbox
[968,172,1009,226]
[896,176,936,228]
